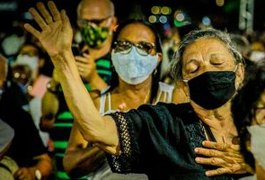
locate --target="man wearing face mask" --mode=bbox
[40,0,117,179]
[74,0,117,90]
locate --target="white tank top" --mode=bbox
[99,82,174,115]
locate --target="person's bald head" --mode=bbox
[77,0,115,20]
[0,54,8,88]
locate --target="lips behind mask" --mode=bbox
[186,71,236,110]
[111,47,158,85]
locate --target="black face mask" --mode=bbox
[186,71,236,110]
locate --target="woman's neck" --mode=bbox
[117,76,152,97]
[192,101,238,143]
[111,77,152,111]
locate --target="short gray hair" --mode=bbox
[170,28,243,81]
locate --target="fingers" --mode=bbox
[195,147,223,157]
[29,7,48,30]
[202,141,228,151]
[195,156,226,168]
[37,2,53,24]
[24,23,40,38]
[205,167,230,176]
[14,168,29,180]
[61,9,70,27]
[202,140,240,151]
[75,56,87,64]
[48,1,61,21]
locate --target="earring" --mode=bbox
[153,69,157,75]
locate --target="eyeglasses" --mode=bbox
[77,16,112,27]
[113,40,156,56]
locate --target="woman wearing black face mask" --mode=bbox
[24,2,249,179]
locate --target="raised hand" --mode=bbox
[195,140,247,176]
[24,1,73,57]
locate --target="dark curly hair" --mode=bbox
[232,59,265,170]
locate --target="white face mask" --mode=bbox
[15,54,39,79]
[247,125,265,169]
[111,47,158,85]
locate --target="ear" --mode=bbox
[110,16,118,31]
[177,79,190,100]
[157,52,162,64]
[235,63,245,90]
[173,80,190,104]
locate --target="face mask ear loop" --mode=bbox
[233,64,242,91]
[233,64,239,72]
[182,79,191,102]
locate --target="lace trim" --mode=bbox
[107,112,138,173]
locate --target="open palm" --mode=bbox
[24,1,73,57]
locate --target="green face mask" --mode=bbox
[80,25,109,48]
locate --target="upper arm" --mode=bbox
[66,121,89,152]
[94,115,120,155]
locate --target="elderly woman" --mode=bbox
[24,2,247,179]
[232,60,265,180]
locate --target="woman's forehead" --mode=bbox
[183,38,233,57]
[118,23,155,41]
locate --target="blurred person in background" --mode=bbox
[0,119,17,180]
[11,41,51,148]
[232,59,265,180]
[0,53,52,180]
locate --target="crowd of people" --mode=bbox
[0,0,265,179]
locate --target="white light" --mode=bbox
[176,13,185,21]
[202,16,211,26]
[159,16,168,24]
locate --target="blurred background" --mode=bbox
[0,0,264,38]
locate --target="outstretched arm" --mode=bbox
[24,1,119,154]
[63,122,105,178]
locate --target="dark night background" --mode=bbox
[0,0,264,37]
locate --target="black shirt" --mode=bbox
[107,103,239,180]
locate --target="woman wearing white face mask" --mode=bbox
[232,59,265,180]
[63,19,174,179]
